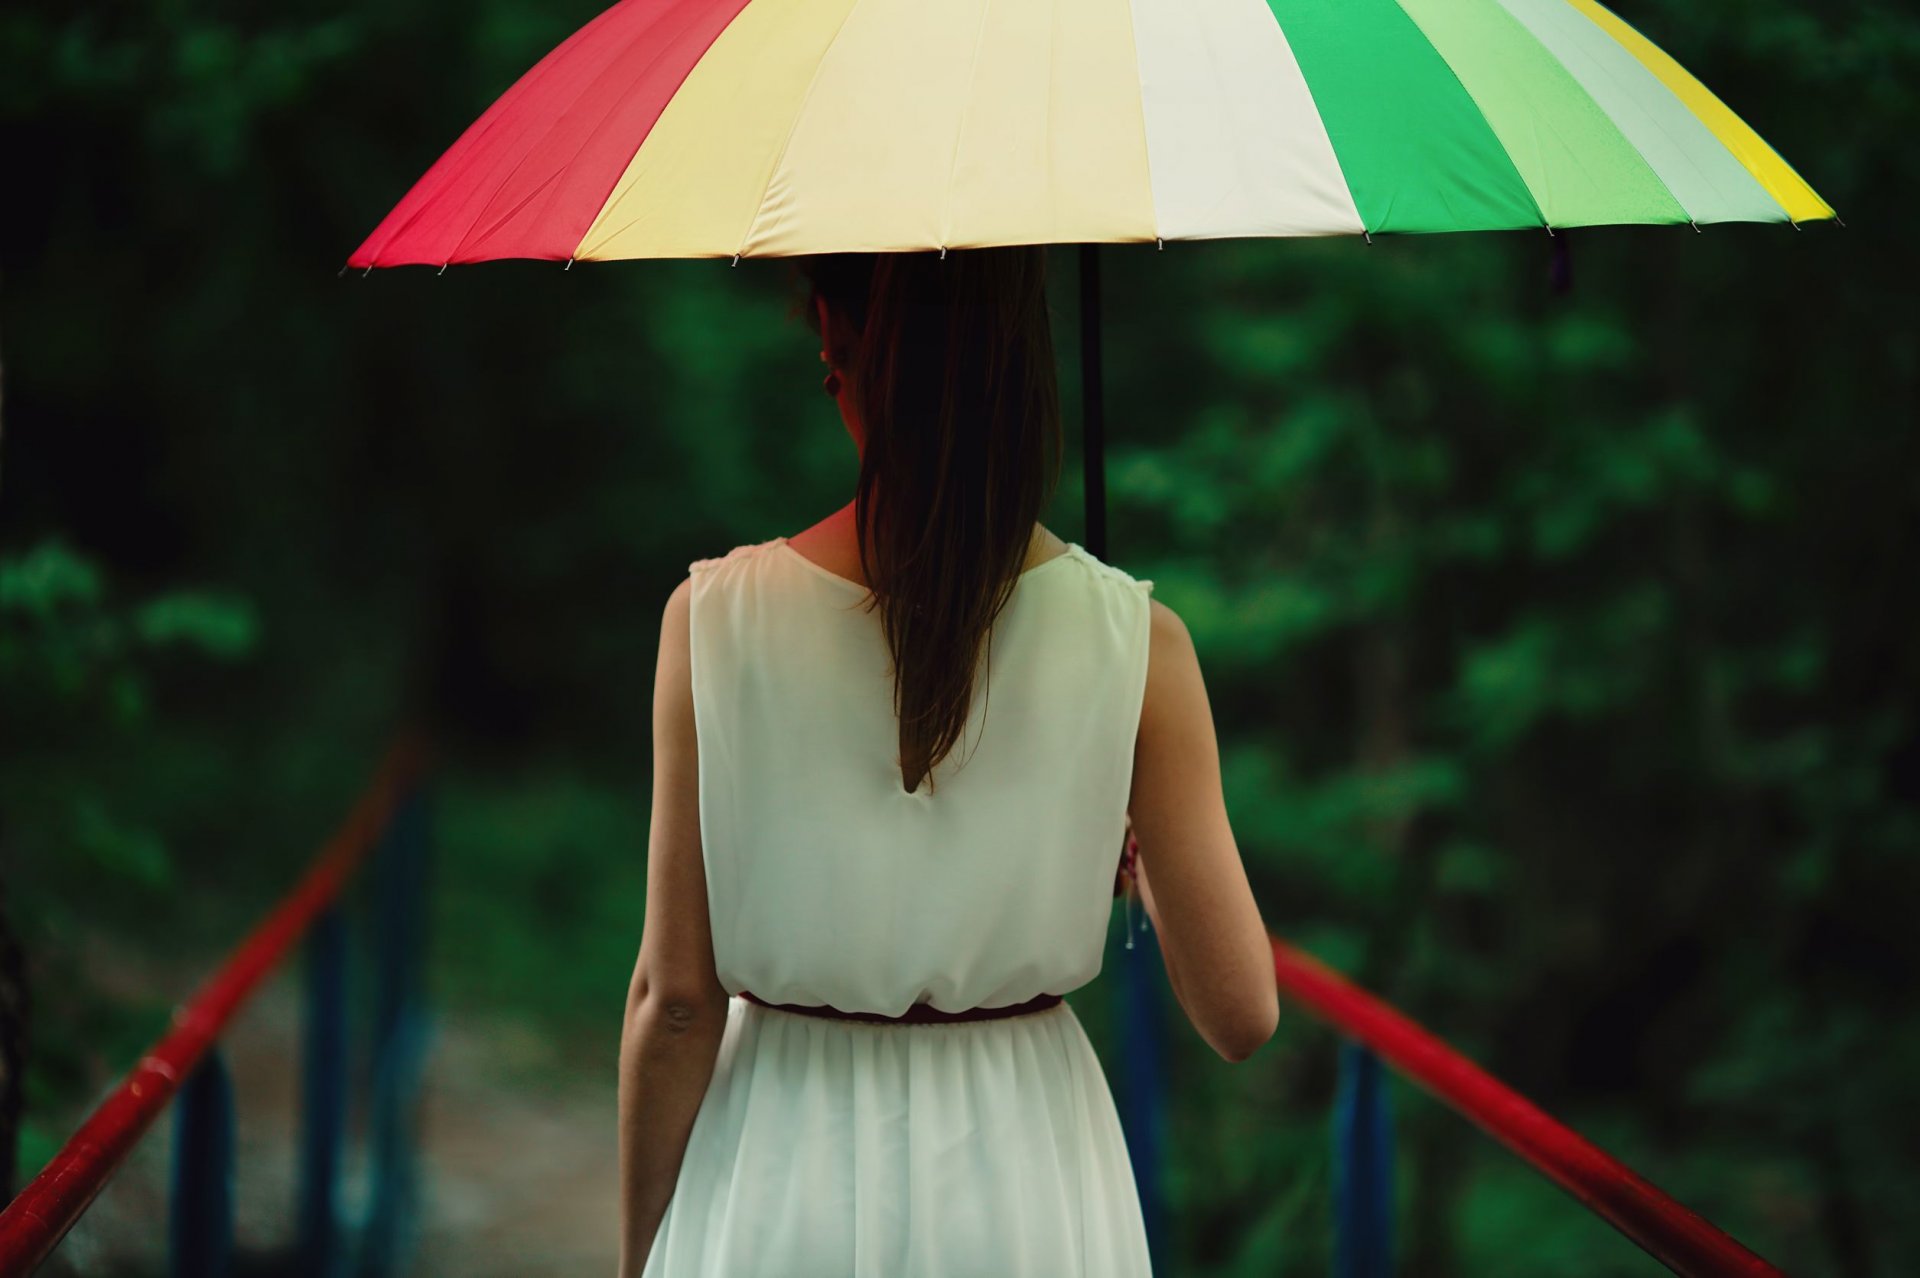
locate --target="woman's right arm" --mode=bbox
[1127,597,1279,1063]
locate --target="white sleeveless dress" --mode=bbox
[642,535,1155,1277]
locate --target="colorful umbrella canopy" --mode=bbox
[349,0,1835,270]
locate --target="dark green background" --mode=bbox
[2,0,1914,1272]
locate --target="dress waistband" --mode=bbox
[738,990,1064,1025]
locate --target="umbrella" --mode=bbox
[348,0,1833,268]
[345,0,1836,544]
[344,2,1834,1263]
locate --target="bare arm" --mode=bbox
[617,576,732,1277]
[1126,597,1278,1062]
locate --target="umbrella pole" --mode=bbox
[1083,242,1169,1274]
[1078,244,1108,560]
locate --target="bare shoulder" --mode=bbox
[654,576,697,733]
[663,574,693,621]
[1147,595,1190,645]
[1145,596,1198,680]
[658,576,694,658]
[1138,595,1211,740]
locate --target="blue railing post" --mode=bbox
[1332,1041,1395,1278]
[170,1049,234,1278]
[297,904,349,1278]
[358,783,434,1278]
[1115,915,1167,1273]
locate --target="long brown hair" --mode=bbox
[793,248,1063,796]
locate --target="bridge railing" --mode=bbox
[0,735,433,1277]
[1108,816,1784,1278]
[1276,937,1785,1278]
[8,737,1786,1277]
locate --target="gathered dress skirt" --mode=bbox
[639,994,1153,1277]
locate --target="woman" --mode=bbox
[617,246,1277,1277]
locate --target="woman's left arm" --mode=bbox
[617,575,731,1278]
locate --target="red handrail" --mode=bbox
[0,735,428,1275]
[1271,937,1782,1278]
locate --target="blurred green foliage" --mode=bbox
[1,0,1916,1273]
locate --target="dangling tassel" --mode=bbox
[1115,823,1144,950]
[1548,228,1572,297]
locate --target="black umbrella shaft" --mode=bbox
[1079,244,1108,561]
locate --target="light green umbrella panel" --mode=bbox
[351,0,1834,269]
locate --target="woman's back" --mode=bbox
[623,249,1273,1275]
[640,532,1156,1277]
[686,533,1154,1013]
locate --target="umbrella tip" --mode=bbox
[1689,219,1701,234]
[566,257,575,271]
[1362,231,1372,246]
[338,263,349,278]
[939,246,947,260]
[731,253,741,267]
[1834,214,1848,229]
[438,263,449,275]
[362,264,373,278]
[1156,237,1164,251]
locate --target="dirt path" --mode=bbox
[411,1008,620,1275]
[40,964,621,1276]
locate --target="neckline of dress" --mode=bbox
[773,536,1085,594]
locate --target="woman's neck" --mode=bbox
[789,503,1066,582]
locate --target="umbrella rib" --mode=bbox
[446,19,656,264]
[1116,0,1161,241]
[450,29,676,263]
[1529,0,1777,221]
[452,0,741,263]
[1490,0,1687,227]
[736,0,870,258]
[1390,8,1548,230]
[938,0,998,250]
[363,0,630,266]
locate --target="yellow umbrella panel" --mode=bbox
[349,0,1834,270]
